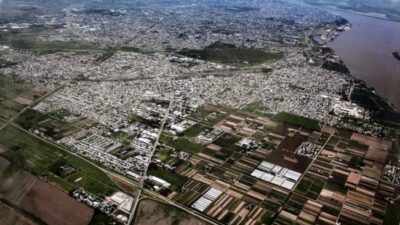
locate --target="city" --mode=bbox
[0,1,399,225]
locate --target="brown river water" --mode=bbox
[328,10,400,110]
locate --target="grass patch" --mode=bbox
[242,101,271,117]
[384,204,400,225]
[272,112,321,131]
[178,44,283,67]
[183,124,208,138]
[213,133,242,153]
[148,166,188,191]
[161,135,205,154]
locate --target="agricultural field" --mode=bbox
[0,204,38,225]
[134,199,209,225]
[272,112,321,131]
[151,105,397,225]
[161,134,206,154]
[0,75,47,119]
[15,108,94,140]
[0,169,94,225]
[19,180,94,225]
[0,125,119,196]
[274,131,393,225]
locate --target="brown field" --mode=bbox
[0,157,11,175]
[0,170,37,204]
[350,133,392,151]
[0,204,38,225]
[1,170,94,225]
[265,149,311,173]
[135,199,209,225]
[278,134,307,153]
[19,180,94,225]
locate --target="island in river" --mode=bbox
[393,52,400,61]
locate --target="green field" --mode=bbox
[213,133,242,153]
[272,112,321,131]
[0,27,103,54]
[0,125,118,196]
[384,204,400,225]
[0,76,34,118]
[183,124,208,138]
[161,134,205,154]
[148,166,188,191]
[242,102,271,117]
[178,45,283,67]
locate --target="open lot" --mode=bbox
[134,199,209,225]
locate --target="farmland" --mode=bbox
[0,75,47,119]
[0,204,38,225]
[0,169,94,225]
[0,125,118,196]
[20,180,94,225]
[151,105,397,225]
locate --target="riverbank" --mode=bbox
[328,10,400,110]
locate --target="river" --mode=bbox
[328,10,400,110]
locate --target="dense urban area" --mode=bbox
[0,1,399,225]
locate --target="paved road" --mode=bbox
[127,98,174,225]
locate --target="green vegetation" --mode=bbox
[0,125,118,196]
[183,124,207,138]
[0,27,103,54]
[268,189,288,203]
[272,112,321,131]
[161,135,205,154]
[242,101,271,117]
[295,177,325,200]
[90,210,122,225]
[178,44,283,67]
[0,75,34,118]
[348,155,365,169]
[384,204,400,225]
[128,114,160,128]
[148,166,188,191]
[109,130,134,145]
[351,85,395,111]
[155,147,184,166]
[213,133,242,153]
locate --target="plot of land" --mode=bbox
[0,75,47,119]
[0,204,38,225]
[0,157,11,176]
[134,199,209,225]
[20,180,94,225]
[0,125,118,196]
